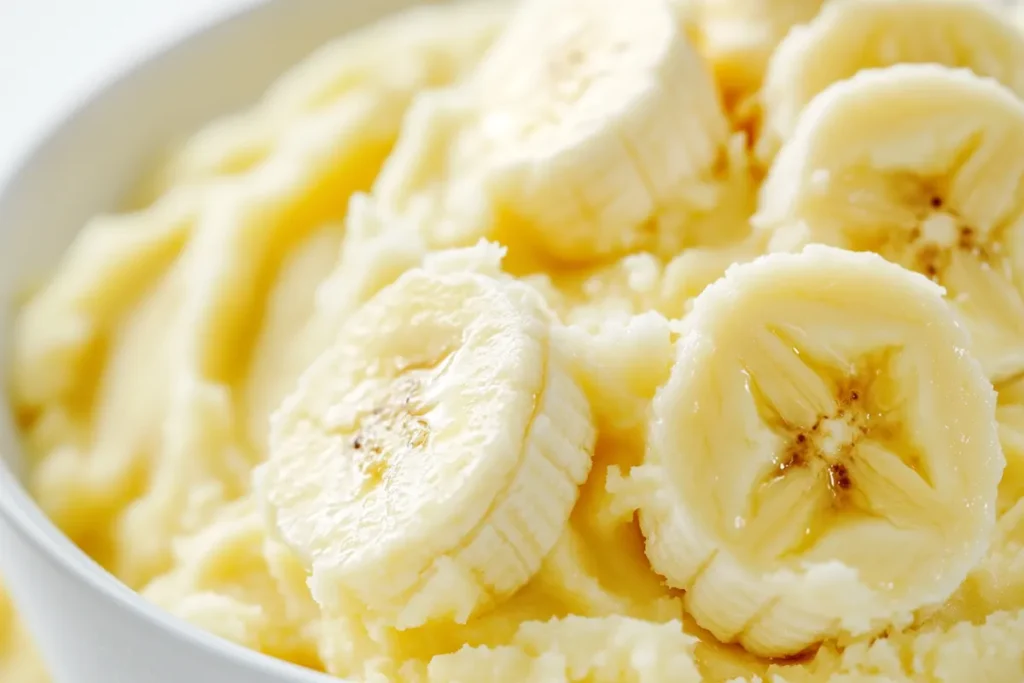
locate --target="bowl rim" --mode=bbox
[0,1,339,680]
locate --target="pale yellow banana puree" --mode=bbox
[7,0,1024,681]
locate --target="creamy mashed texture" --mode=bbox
[6,0,1024,681]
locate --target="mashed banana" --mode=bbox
[7,0,1024,681]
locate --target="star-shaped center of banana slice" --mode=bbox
[736,346,939,571]
[874,191,1000,284]
[814,416,857,462]
[815,171,1024,382]
[755,66,1024,382]
[867,195,1024,383]
[638,246,1003,658]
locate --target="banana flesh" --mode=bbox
[365,0,736,267]
[258,258,596,630]
[17,0,1024,680]
[634,244,1003,657]
[370,87,493,254]
[757,0,1024,163]
[113,92,405,588]
[11,187,197,410]
[475,0,730,263]
[142,0,510,198]
[756,64,1024,383]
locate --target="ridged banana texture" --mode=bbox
[369,0,732,265]
[756,0,1024,163]
[472,0,729,262]
[756,64,1024,384]
[632,245,1003,658]
[257,255,596,630]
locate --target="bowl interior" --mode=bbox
[0,0,416,671]
[0,0,414,488]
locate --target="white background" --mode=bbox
[0,0,259,183]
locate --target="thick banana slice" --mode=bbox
[472,0,729,263]
[635,245,1003,657]
[258,263,596,630]
[757,0,1024,162]
[756,65,1024,382]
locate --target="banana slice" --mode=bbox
[757,0,1024,163]
[258,261,596,630]
[472,0,730,263]
[634,245,1003,657]
[755,65,1024,383]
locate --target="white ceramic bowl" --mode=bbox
[0,1,421,680]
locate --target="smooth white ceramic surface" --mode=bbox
[0,1,420,680]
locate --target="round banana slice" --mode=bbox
[755,64,1024,383]
[636,244,1003,657]
[472,0,729,263]
[259,266,596,630]
[757,0,1024,162]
